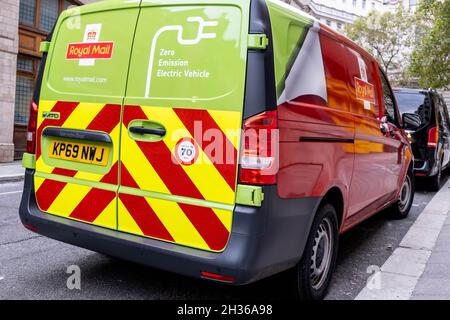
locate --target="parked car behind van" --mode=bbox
[20,0,415,300]
[394,88,450,190]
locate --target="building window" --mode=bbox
[353,0,357,7]
[40,0,60,32]
[19,0,77,31]
[337,22,343,29]
[15,56,37,125]
[19,0,37,27]
[372,1,376,8]
[326,20,332,27]
[362,0,366,9]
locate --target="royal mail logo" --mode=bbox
[67,24,114,66]
[355,77,376,105]
[66,42,114,60]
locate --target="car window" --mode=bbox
[379,70,397,124]
[394,91,432,125]
[437,95,450,131]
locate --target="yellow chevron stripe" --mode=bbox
[120,123,214,250]
[142,106,235,205]
[120,124,169,194]
[93,198,117,229]
[62,103,105,131]
[207,110,242,150]
[47,183,91,217]
[118,198,144,236]
[213,208,233,233]
[35,101,59,175]
[34,176,45,192]
[145,197,208,249]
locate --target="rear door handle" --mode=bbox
[129,126,166,136]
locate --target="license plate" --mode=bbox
[49,140,110,166]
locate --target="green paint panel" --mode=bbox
[42,1,141,104]
[125,1,250,111]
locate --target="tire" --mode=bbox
[291,203,339,300]
[428,163,442,191]
[390,169,415,219]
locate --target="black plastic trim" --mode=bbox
[42,127,112,143]
[299,137,355,144]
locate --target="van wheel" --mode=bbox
[428,163,442,191]
[292,203,339,300]
[390,169,415,219]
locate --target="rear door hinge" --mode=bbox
[39,41,51,53]
[248,34,269,50]
[236,184,264,207]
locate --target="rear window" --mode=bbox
[395,92,432,124]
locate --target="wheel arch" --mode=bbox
[320,187,344,230]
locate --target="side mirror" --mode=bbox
[402,113,421,130]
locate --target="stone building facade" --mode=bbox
[0,0,93,163]
[0,0,20,163]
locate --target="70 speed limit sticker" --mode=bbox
[174,138,199,166]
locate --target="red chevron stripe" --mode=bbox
[35,168,77,212]
[174,108,238,191]
[119,164,174,241]
[86,104,122,133]
[178,203,230,251]
[123,106,203,199]
[68,162,119,222]
[36,101,79,159]
[122,105,229,250]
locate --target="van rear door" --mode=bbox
[34,1,141,229]
[118,1,250,252]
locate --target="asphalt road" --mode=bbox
[0,179,443,300]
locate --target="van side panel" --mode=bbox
[266,2,354,215]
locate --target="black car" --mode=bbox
[394,88,450,190]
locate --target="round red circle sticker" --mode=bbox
[174,138,199,166]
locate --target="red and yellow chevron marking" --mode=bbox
[33,101,241,252]
[118,105,241,252]
[34,101,122,230]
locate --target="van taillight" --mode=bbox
[26,100,38,154]
[239,110,278,185]
[428,126,438,148]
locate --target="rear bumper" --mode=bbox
[19,169,321,285]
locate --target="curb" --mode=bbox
[0,174,25,183]
[355,179,450,300]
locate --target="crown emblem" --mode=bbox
[87,31,97,41]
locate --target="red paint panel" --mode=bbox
[174,108,237,191]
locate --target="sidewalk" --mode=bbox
[356,179,450,300]
[0,161,25,183]
[412,201,450,299]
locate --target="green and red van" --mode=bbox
[20,0,415,299]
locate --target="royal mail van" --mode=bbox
[19,0,415,300]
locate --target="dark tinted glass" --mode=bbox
[395,92,432,124]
